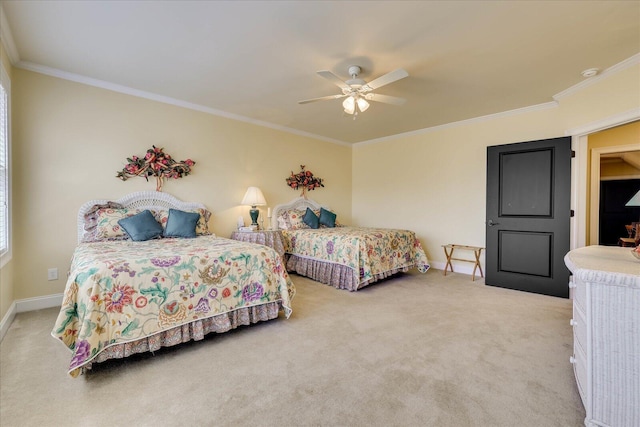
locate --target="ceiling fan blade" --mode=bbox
[317,70,351,91]
[362,68,409,91]
[298,94,347,104]
[364,93,406,106]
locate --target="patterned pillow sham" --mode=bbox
[155,208,211,235]
[95,208,144,241]
[276,212,289,230]
[276,210,292,230]
[277,208,343,230]
[82,203,212,242]
[82,202,126,242]
[277,209,320,230]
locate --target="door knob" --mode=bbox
[487,219,500,226]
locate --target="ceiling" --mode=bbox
[601,151,640,170]
[1,1,639,144]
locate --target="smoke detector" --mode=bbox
[581,68,599,78]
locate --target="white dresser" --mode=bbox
[564,246,640,427]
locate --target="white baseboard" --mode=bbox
[0,293,63,342]
[0,301,16,342]
[15,293,64,312]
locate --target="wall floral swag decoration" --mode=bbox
[286,165,324,197]
[116,145,195,192]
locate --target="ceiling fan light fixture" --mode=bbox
[356,97,369,112]
[343,96,356,114]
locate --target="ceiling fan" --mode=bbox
[298,65,408,117]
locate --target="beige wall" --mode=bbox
[588,120,640,150]
[10,69,351,303]
[557,66,640,130]
[0,43,13,321]
[353,63,640,268]
[588,121,640,179]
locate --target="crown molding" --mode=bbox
[553,53,640,101]
[354,101,559,146]
[15,61,351,147]
[0,5,19,64]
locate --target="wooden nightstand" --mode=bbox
[230,230,285,258]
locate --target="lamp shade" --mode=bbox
[342,96,355,114]
[356,97,370,112]
[241,186,267,207]
[625,190,640,207]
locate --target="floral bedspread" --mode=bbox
[281,227,430,283]
[52,236,295,377]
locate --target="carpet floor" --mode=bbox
[0,270,585,426]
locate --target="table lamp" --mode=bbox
[241,186,267,226]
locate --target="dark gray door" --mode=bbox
[486,137,571,298]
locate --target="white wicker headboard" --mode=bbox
[77,191,207,243]
[271,197,331,230]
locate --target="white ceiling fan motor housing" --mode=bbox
[345,65,366,89]
[348,65,362,77]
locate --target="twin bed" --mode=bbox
[272,197,430,291]
[53,192,429,376]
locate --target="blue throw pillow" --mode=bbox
[319,208,337,228]
[164,209,200,238]
[118,210,163,241]
[303,207,320,229]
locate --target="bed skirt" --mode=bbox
[285,255,411,291]
[83,301,283,374]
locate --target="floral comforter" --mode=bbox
[282,227,430,283]
[52,236,295,377]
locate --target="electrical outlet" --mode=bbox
[47,268,58,281]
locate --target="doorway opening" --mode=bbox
[572,118,640,249]
[587,124,640,246]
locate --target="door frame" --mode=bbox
[569,108,640,249]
